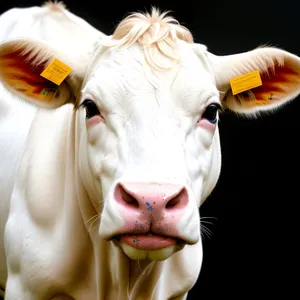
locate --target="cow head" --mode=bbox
[1,9,300,261]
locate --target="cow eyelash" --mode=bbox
[79,99,101,119]
[201,102,222,124]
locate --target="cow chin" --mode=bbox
[120,243,183,261]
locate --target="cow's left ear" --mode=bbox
[0,39,86,109]
[197,45,300,115]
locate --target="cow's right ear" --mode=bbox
[0,39,86,109]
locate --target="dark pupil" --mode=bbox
[202,104,218,123]
[83,100,100,119]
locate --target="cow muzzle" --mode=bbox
[111,182,195,260]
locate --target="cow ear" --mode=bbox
[201,46,300,115]
[0,39,85,109]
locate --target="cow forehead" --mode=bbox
[82,43,219,113]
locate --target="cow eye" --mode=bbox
[201,103,221,124]
[81,99,100,119]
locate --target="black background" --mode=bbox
[0,0,299,299]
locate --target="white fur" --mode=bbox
[1,3,300,300]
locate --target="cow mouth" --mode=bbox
[113,232,185,250]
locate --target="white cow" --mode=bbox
[1,2,300,299]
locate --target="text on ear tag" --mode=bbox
[230,70,262,95]
[40,58,72,85]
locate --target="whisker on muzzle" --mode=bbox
[200,216,217,240]
[85,213,101,232]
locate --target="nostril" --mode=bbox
[166,194,181,208]
[118,184,139,208]
[165,188,188,210]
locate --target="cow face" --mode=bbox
[76,41,222,260]
[1,9,300,261]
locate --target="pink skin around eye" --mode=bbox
[86,115,103,126]
[197,118,217,130]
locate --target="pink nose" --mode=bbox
[115,182,188,215]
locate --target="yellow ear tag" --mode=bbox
[40,58,72,85]
[230,70,262,95]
